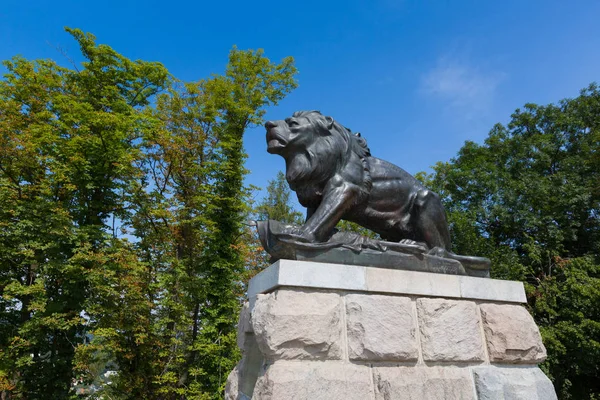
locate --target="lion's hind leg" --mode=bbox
[412,189,452,251]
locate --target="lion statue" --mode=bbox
[265,110,453,252]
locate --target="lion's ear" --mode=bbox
[325,116,334,130]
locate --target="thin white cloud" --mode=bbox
[421,56,505,117]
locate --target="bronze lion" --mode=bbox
[265,110,452,252]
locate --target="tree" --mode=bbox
[190,51,297,398]
[99,49,298,399]
[530,256,600,400]
[0,28,170,399]
[422,84,600,399]
[255,171,303,225]
[244,171,305,277]
[0,29,298,400]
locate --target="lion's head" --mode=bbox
[265,111,370,190]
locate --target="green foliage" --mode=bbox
[177,47,297,399]
[530,257,600,399]
[0,28,170,399]
[11,26,599,400]
[0,28,297,400]
[246,171,305,276]
[424,84,600,399]
[256,171,303,225]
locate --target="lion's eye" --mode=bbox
[288,120,299,127]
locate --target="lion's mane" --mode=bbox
[284,111,372,197]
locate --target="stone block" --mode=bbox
[240,335,264,396]
[224,358,252,400]
[480,303,546,363]
[247,260,367,299]
[253,362,373,400]
[373,366,476,400]
[238,302,253,333]
[472,365,557,399]
[345,294,418,361]
[366,267,462,298]
[248,260,527,303]
[251,290,343,360]
[417,298,485,362]
[459,276,526,303]
[224,363,239,400]
[237,302,253,350]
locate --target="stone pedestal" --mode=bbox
[226,260,557,400]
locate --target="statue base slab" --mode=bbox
[226,261,557,400]
[256,220,491,277]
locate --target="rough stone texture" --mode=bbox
[229,302,263,398]
[237,302,253,350]
[225,269,555,400]
[417,298,485,362]
[253,362,373,400]
[242,336,264,396]
[373,366,476,400]
[224,359,252,400]
[252,290,343,360]
[225,335,264,399]
[473,366,558,399]
[345,294,418,361]
[224,364,239,400]
[238,302,252,332]
[480,303,547,364]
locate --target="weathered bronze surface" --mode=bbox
[261,110,490,276]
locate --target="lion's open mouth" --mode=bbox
[267,139,286,150]
[266,131,288,153]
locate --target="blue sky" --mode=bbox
[2,0,599,207]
